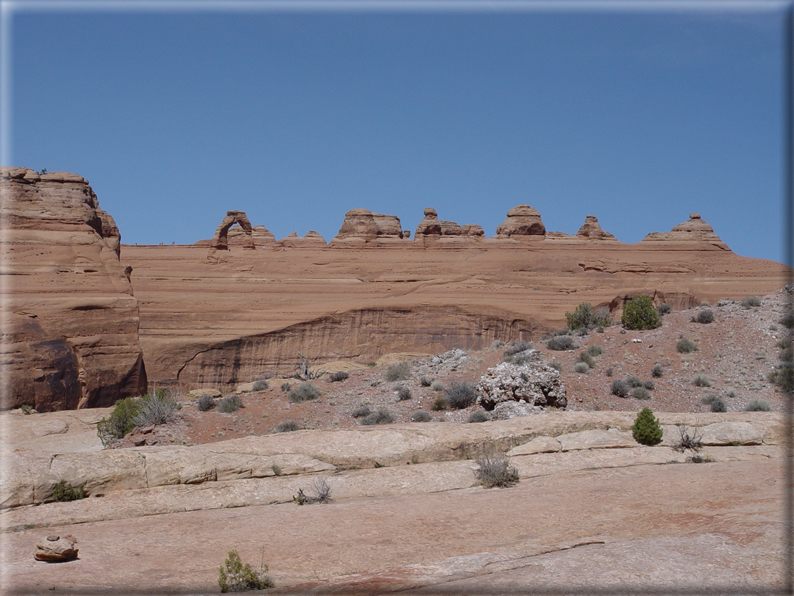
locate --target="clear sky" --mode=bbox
[5,1,789,263]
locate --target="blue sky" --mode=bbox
[5,1,788,262]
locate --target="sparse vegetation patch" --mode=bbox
[444,381,478,409]
[621,295,662,330]
[385,362,411,382]
[474,451,519,488]
[288,383,320,403]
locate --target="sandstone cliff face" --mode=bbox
[329,209,408,246]
[1,167,147,411]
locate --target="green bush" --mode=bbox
[574,362,589,373]
[546,336,577,351]
[692,310,714,324]
[385,362,411,382]
[444,381,478,409]
[631,407,663,445]
[411,410,432,422]
[52,480,86,502]
[218,395,243,413]
[565,303,611,331]
[621,295,662,330]
[577,352,596,368]
[97,397,141,446]
[218,550,273,593]
[288,383,320,403]
[746,399,771,412]
[20,404,33,415]
[676,338,698,354]
[361,409,394,425]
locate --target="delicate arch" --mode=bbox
[210,210,255,250]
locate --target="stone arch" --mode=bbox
[210,210,255,250]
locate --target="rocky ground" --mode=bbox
[107,288,789,449]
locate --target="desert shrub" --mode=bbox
[673,425,703,454]
[133,390,181,427]
[700,301,710,307]
[506,352,533,365]
[631,407,663,445]
[197,394,216,412]
[430,380,445,392]
[643,380,655,390]
[657,303,672,315]
[351,405,371,418]
[611,379,629,398]
[692,310,714,324]
[676,338,698,354]
[574,362,590,374]
[396,385,412,401]
[218,550,273,593]
[218,395,243,413]
[276,420,299,432]
[411,410,432,422]
[621,295,662,330]
[630,387,651,400]
[468,411,490,423]
[361,409,394,425]
[280,382,291,392]
[577,352,596,368]
[626,375,643,388]
[52,480,86,502]
[432,395,448,411]
[780,312,794,329]
[444,381,478,409]
[651,364,663,378]
[692,374,711,388]
[709,397,726,412]
[328,371,349,383]
[293,477,332,505]
[742,296,761,308]
[491,340,505,348]
[97,397,141,446]
[605,367,613,377]
[419,376,432,387]
[385,362,411,382]
[746,399,771,412]
[546,336,577,351]
[727,390,737,398]
[252,380,269,391]
[504,340,533,357]
[474,451,519,488]
[548,359,562,371]
[288,383,320,403]
[565,303,611,331]
[587,345,604,357]
[20,404,33,415]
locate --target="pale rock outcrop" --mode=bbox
[642,213,729,250]
[495,205,546,238]
[330,209,406,246]
[575,215,616,240]
[34,535,78,562]
[277,231,327,248]
[476,352,567,410]
[1,167,147,411]
[491,401,545,420]
[556,428,636,451]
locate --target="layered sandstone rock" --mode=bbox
[208,211,255,251]
[414,208,486,246]
[329,209,407,246]
[495,205,546,238]
[642,213,729,249]
[277,231,327,248]
[1,167,147,411]
[196,224,275,248]
[575,215,616,240]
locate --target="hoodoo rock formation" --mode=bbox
[642,213,729,250]
[496,205,546,238]
[413,208,485,247]
[1,167,147,411]
[575,215,616,241]
[329,209,407,246]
